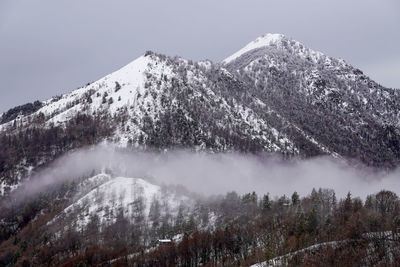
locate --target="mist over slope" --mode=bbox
[10,145,399,200]
[1,145,400,266]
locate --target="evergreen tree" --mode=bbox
[291,191,300,206]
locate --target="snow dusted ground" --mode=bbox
[51,173,192,229]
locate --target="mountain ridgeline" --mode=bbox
[1,33,399,193]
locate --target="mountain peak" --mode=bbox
[222,33,289,64]
[257,33,286,42]
[221,33,332,66]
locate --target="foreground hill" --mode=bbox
[1,171,399,266]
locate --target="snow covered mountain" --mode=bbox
[1,51,296,152]
[1,34,400,196]
[224,33,400,167]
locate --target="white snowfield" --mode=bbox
[51,174,191,229]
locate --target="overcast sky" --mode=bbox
[0,0,399,113]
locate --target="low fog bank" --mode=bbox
[13,145,400,200]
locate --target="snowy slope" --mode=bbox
[50,173,192,229]
[0,55,168,130]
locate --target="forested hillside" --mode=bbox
[1,174,399,266]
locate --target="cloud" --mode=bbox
[9,144,400,202]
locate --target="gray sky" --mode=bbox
[0,0,399,113]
